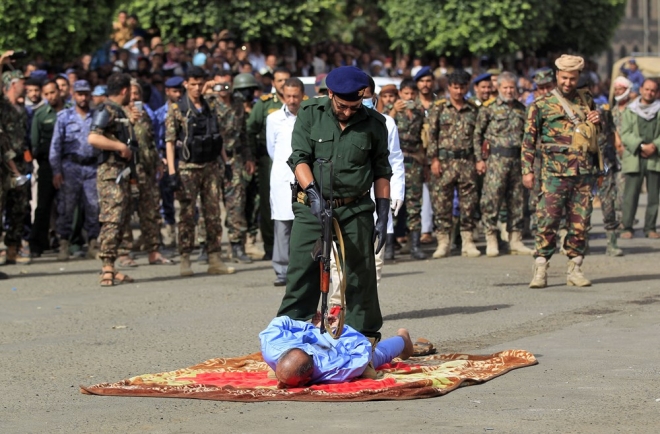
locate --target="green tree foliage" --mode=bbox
[381,0,626,57]
[540,0,627,55]
[0,0,116,61]
[119,0,339,44]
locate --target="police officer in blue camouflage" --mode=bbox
[49,80,101,261]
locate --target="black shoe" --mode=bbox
[0,271,8,280]
[410,231,427,260]
[263,251,273,261]
[273,279,286,287]
[231,243,253,264]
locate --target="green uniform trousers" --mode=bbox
[622,159,660,235]
[277,197,383,339]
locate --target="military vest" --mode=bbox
[177,96,222,164]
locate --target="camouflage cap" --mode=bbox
[2,69,24,87]
[533,67,554,85]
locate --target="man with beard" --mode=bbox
[523,55,601,288]
[50,80,101,261]
[474,72,532,257]
[88,73,137,286]
[277,66,391,342]
[246,67,290,261]
[620,78,660,239]
[29,80,66,258]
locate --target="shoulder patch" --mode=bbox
[260,94,274,101]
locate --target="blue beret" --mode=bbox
[472,73,492,85]
[325,66,369,101]
[413,66,432,82]
[92,85,107,96]
[31,70,49,81]
[73,80,91,92]
[65,68,76,75]
[165,76,184,88]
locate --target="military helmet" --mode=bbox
[233,73,259,90]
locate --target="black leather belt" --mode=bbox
[64,154,97,165]
[490,147,521,158]
[438,149,473,159]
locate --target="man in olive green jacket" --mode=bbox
[620,78,660,238]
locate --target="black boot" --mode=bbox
[385,234,395,260]
[231,242,253,264]
[410,231,427,260]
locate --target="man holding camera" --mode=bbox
[165,67,235,277]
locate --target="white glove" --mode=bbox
[391,199,404,217]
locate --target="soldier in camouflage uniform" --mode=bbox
[87,73,137,286]
[427,70,481,258]
[474,71,532,257]
[165,66,235,277]
[118,80,173,266]
[389,79,426,259]
[1,70,30,265]
[522,55,601,288]
[246,67,290,260]
[526,69,557,236]
[215,71,255,264]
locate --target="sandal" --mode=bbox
[148,254,175,265]
[117,255,138,268]
[412,338,436,356]
[114,272,134,284]
[100,268,116,287]
[620,231,633,239]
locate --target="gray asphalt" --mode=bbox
[1,199,659,434]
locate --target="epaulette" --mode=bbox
[465,98,479,108]
[482,97,496,107]
[171,103,178,110]
[600,103,610,110]
[301,97,321,110]
[260,94,274,101]
[434,98,447,106]
[302,95,309,101]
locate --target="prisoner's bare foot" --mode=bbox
[397,328,414,360]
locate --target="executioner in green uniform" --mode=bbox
[276,66,392,339]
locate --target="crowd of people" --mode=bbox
[0,12,657,292]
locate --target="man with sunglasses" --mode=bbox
[277,66,392,342]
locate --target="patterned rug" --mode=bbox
[81,350,537,402]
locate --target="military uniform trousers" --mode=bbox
[2,174,30,248]
[622,159,660,235]
[535,175,593,259]
[57,160,99,240]
[177,160,224,255]
[596,170,620,232]
[429,158,478,234]
[119,169,162,254]
[223,155,249,244]
[277,196,383,339]
[481,155,524,233]
[97,160,132,264]
[404,158,424,232]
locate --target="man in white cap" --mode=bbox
[522,54,601,288]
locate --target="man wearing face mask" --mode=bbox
[278,66,392,342]
[474,72,532,257]
[210,70,255,264]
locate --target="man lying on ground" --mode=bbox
[259,314,416,388]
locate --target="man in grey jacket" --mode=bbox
[620,78,660,239]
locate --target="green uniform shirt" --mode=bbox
[247,94,282,158]
[288,97,392,199]
[31,104,61,160]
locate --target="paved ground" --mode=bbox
[1,200,659,434]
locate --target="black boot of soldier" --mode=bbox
[231,242,253,264]
[385,234,395,261]
[410,231,427,260]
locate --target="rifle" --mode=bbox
[115,138,141,184]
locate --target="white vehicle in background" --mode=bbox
[297,76,402,97]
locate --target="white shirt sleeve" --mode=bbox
[266,112,277,160]
[384,114,405,202]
